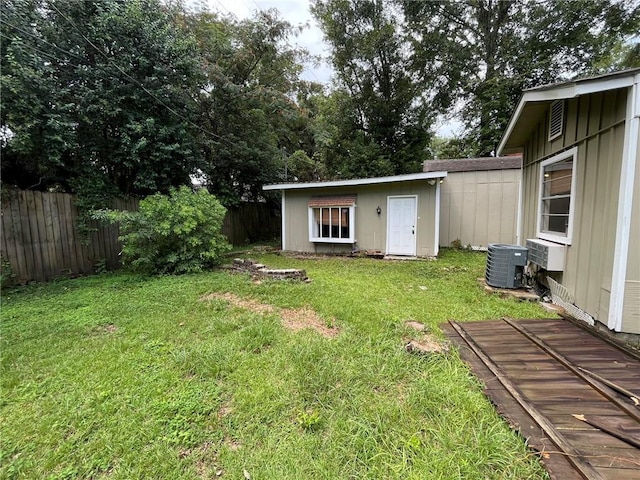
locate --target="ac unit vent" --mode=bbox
[485,244,528,289]
[526,238,565,271]
[548,100,565,141]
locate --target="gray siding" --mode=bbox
[439,169,519,248]
[521,88,638,332]
[283,181,438,256]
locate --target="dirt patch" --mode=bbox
[89,324,118,336]
[404,320,427,332]
[404,334,449,355]
[217,402,234,419]
[280,305,339,338]
[179,442,220,479]
[200,292,339,338]
[223,437,242,451]
[201,292,276,315]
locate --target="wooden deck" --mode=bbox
[442,318,640,480]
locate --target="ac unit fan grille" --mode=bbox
[485,244,528,289]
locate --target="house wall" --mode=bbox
[282,180,438,256]
[624,127,640,333]
[521,88,639,332]
[439,169,519,248]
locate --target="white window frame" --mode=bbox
[536,147,578,245]
[308,205,356,243]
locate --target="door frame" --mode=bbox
[386,195,418,256]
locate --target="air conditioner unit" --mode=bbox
[485,244,528,289]
[526,239,565,271]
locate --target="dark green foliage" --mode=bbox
[188,9,319,203]
[401,0,640,156]
[1,0,203,196]
[93,187,230,275]
[428,137,476,161]
[311,0,432,178]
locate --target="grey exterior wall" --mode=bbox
[521,87,640,334]
[439,169,520,248]
[282,180,438,256]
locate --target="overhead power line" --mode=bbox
[2,8,230,144]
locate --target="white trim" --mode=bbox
[434,182,440,256]
[264,171,447,191]
[535,147,578,245]
[308,205,356,244]
[497,69,639,155]
[281,190,286,250]
[609,74,639,332]
[516,166,523,245]
[386,195,418,256]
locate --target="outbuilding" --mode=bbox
[498,68,640,337]
[263,172,447,257]
[424,156,522,249]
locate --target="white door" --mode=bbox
[387,196,417,256]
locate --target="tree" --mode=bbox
[311,0,433,178]
[1,0,203,196]
[401,0,640,156]
[185,9,319,203]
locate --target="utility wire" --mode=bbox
[39,4,231,144]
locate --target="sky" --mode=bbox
[194,0,463,137]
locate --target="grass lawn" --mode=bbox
[1,249,552,479]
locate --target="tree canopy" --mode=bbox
[1,0,203,196]
[1,0,319,205]
[401,0,640,156]
[2,0,639,205]
[311,0,433,177]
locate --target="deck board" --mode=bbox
[442,318,640,480]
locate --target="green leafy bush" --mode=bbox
[93,187,230,274]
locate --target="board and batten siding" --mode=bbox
[283,181,438,256]
[439,169,519,249]
[521,87,639,333]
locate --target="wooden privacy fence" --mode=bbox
[1,190,280,283]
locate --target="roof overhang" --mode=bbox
[263,171,447,191]
[497,69,640,156]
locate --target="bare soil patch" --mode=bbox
[404,320,427,332]
[217,402,234,420]
[405,336,449,355]
[89,324,118,336]
[179,441,220,479]
[200,292,339,338]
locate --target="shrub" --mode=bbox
[93,187,230,274]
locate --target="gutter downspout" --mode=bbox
[434,179,441,257]
[609,73,640,332]
[281,190,286,251]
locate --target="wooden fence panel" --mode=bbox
[223,203,280,246]
[1,190,280,283]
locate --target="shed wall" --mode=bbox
[521,88,638,332]
[439,169,519,248]
[283,181,438,256]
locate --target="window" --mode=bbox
[537,147,577,245]
[308,195,356,243]
[548,100,565,141]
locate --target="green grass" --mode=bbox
[1,249,551,479]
